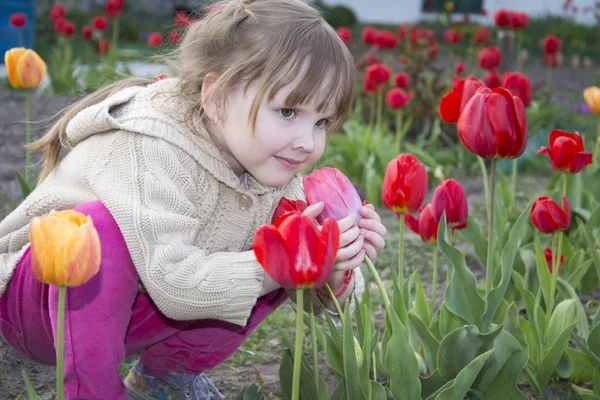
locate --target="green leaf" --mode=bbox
[595,367,600,394]
[342,303,361,398]
[437,214,484,329]
[235,384,260,400]
[566,347,596,383]
[589,322,600,358]
[546,299,578,346]
[458,216,488,267]
[329,377,346,400]
[370,381,387,400]
[21,370,38,400]
[480,333,528,400]
[419,370,447,399]
[557,278,590,339]
[413,275,431,326]
[385,308,421,399]
[409,312,440,373]
[519,318,540,369]
[15,171,33,198]
[426,350,495,400]
[571,384,600,400]
[438,303,465,338]
[536,320,578,389]
[534,238,552,312]
[556,348,573,379]
[437,324,501,381]
[324,332,344,375]
[581,206,600,282]
[483,204,531,328]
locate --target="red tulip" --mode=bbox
[385,88,413,109]
[95,39,110,55]
[544,248,564,273]
[439,75,485,124]
[431,179,468,229]
[363,76,379,95]
[511,12,530,29]
[147,32,163,47]
[398,25,410,39]
[365,63,391,91]
[394,72,410,88]
[337,26,352,46]
[405,204,438,243]
[544,53,558,68]
[543,35,562,54]
[61,20,76,36]
[253,212,339,289]
[375,30,398,49]
[382,154,428,215]
[366,53,378,65]
[443,29,462,45]
[537,130,593,173]
[429,45,439,60]
[9,13,27,28]
[82,25,93,40]
[174,11,191,27]
[479,47,501,70]
[494,9,512,27]
[455,62,465,76]
[483,70,501,88]
[106,0,125,18]
[272,198,308,224]
[168,30,181,44]
[93,16,108,31]
[531,196,570,234]
[50,3,65,21]
[303,167,362,224]
[501,72,532,108]
[457,86,527,159]
[475,26,491,45]
[362,26,378,45]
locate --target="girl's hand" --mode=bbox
[358,204,386,260]
[334,212,365,272]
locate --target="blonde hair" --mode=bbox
[32,0,356,183]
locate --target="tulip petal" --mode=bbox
[439,90,462,123]
[278,213,322,288]
[29,217,53,283]
[5,48,27,88]
[548,129,571,149]
[62,221,101,287]
[253,225,294,288]
[570,151,593,173]
[314,218,340,288]
[562,196,570,230]
[458,88,497,158]
[537,146,551,157]
[16,50,47,89]
[404,213,420,235]
[487,88,526,158]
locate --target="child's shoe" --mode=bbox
[124,359,225,400]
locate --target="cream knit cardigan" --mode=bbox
[0,79,364,326]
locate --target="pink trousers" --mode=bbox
[0,201,287,399]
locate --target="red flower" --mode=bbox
[385,88,413,109]
[455,62,465,76]
[272,198,308,224]
[9,13,27,28]
[53,17,66,34]
[501,72,532,107]
[398,56,407,65]
[544,248,565,273]
[366,53,378,65]
[337,26,352,46]
[475,26,491,45]
[443,29,462,45]
[50,3,65,21]
[106,0,125,18]
[480,8,488,16]
[431,179,468,229]
[363,77,379,95]
[537,130,593,173]
[253,212,339,289]
[82,25,93,40]
[483,70,501,88]
[93,16,108,31]
[382,154,428,215]
[439,75,485,124]
[147,32,163,47]
[494,8,512,27]
[60,20,76,36]
[362,26,378,45]
[457,87,527,159]
[95,39,110,55]
[531,196,570,234]
[153,73,168,82]
[375,30,398,49]
[543,35,562,54]
[544,53,558,68]
[168,30,181,44]
[174,11,191,27]
[429,45,439,60]
[303,167,363,224]
[398,25,411,39]
[365,63,391,90]
[511,12,530,29]
[405,204,438,243]
[394,72,410,88]
[479,47,501,70]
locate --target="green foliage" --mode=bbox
[312,1,358,29]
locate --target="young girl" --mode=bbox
[0,0,387,399]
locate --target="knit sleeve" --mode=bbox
[90,132,265,326]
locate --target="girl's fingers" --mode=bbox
[334,249,365,272]
[340,226,360,248]
[303,202,324,220]
[336,235,364,262]
[338,213,358,233]
[361,229,385,250]
[359,205,381,222]
[363,242,378,260]
[359,219,387,237]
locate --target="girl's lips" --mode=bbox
[274,156,302,169]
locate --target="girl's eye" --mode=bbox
[278,108,296,119]
[316,119,329,129]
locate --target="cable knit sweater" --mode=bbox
[0,78,364,326]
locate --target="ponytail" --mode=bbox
[29,78,151,183]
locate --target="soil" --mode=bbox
[0,58,597,399]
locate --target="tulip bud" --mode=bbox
[478,47,501,70]
[405,203,439,243]
[382,154,428,215]
[531,196,570,234]
[483,70,501,89]
[583,86,600,114]
[354,337,364,368]
[303,168,362,224]
[385,88,413,109]
[544,248,564,273]
[4,48,47,89]
[337,27,352,46]
[272,197,308,224]
[439,75,485,124]
[502,72,532,108]
[431,180,468,229]
[537,130,592,173]
[394,72,410,88]
[29,210,101,287]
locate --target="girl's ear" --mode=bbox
[201,72,221,121]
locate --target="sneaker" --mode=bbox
[124,359,225,400]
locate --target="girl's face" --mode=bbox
[212,75,335,188]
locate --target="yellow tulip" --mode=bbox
[29,210,101,287]
[4,47,47,89]
[583,86,600,115]
[445,1,455,12]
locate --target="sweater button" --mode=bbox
[237,194,252,210]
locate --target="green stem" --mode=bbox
[57,286,66,400]
[324,283,344,326]
[395,110,402,153]
[368,95,376,129]
[562,173,568,198]
[292,288,304,400]
[546,67,552,94]
[516,31,522,73]
[595,118,600,164]
[365,256,391,316]
[309,294,319,392]
[485,159,497,298]
[398,213,406,281]
[372,352,377,381]
[477,157,490,223]
[112,18,120,56]
[376,90,383,142]
[25,90,31,185]
[430,245,438,316]
[547,233,559,321]
[511,158,518,203]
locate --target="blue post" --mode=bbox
[0,0,36,58]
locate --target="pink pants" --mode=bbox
[0,201,287,399]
